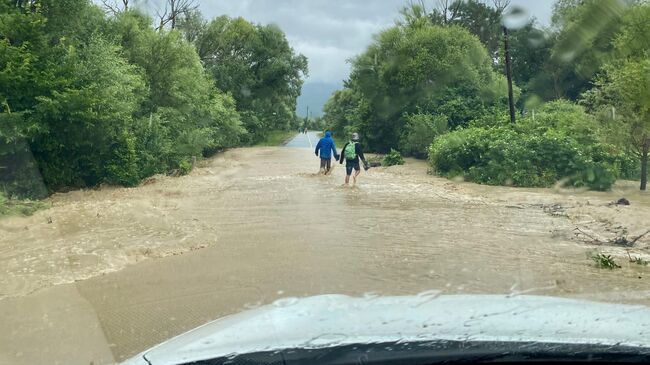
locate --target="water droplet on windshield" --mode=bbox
[273,297,299,307]
[560,49,577,62]
[527,33,545,48]
[502,6,530,30]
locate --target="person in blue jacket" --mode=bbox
[315,130,340,175]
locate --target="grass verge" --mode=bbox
[255,130,297,146]
[0,193,46,217]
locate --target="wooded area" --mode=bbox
[0,0,307,200]
[323,0,650,191]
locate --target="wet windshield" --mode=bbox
[1,0,649,364]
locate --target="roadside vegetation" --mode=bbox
[0,192,45,217]
[254,130,297,147]
[0,0,307,202]
[590,252,621,270]
[322,0,650,191]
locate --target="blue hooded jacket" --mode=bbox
[315,131,338,159]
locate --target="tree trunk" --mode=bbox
[502,26,516,124]
[641,144,649,191]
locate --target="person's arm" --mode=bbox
[340,143,348,164]
[331,141,339,160]
[357,144,369,170]
[315,140,321,156]
[356,143,366,162]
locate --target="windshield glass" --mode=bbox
[1,0,649,364]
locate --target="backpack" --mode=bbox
[344,141,357,160]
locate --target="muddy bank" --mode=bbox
[1,146,649,364]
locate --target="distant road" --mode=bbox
[285,131,320,148]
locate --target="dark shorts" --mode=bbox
[320,158,332,170]
[345,160,360,175]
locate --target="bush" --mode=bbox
[383,149,405,166]
[105,130,139,186]
[178,159,193,176]
[399,113,447,158]
[429,126,619,190]
[0,192,45,217]
[517,100,601,145]
[617,152,641,180]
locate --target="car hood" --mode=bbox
[122,293,650,365]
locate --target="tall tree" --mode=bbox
[530,0,631,100]
[155,0,198,30]
[100,0,134,14]
[602,61,650,190]
[192,16,308,142]
[582,3,650,190]
[345,23,509,152]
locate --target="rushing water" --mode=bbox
[1,143,649,364]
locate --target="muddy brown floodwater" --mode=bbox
[1,145,649,365]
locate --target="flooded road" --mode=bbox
[1,141,649,364]
[285,130,320,148]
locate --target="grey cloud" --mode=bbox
[195,0,406,83]
[130,1,553,83]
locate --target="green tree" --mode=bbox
[430,0,503,60]
[191,15,308,143]
[322,87,368,140]
[346,23,509,152]
[581,3,650,190]
[29,36,146,188]
[2,1,249,196]
[0,0,109,195]
[108,10,245,170]
[508,23,553,100]
[399,112,447,158]
[601,60,650,190]
[530,0,631,101]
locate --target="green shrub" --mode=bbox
[399,113,447,158]
[517,100,601,145]
[617,152,641,180]
[590,252,621,269]
[0,192,45,217]
[429,126,619,190]
[178,159,193,176]
[105,130,139,186]
[382,149,405,167]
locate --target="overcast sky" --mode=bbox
[187,0,554,85]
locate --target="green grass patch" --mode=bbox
[589,252,621,269]
[254,130,297,146]
[0,193,46,217]
[382,149,405,167]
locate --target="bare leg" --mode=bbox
[344,174,350,185]
[352,169,361,185]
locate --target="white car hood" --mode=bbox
[123,294,650,365]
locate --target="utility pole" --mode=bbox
[503,26,516,124]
